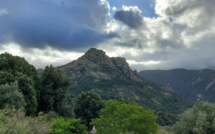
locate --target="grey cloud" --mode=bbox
[156,0,215,30]
[114,10,143,29]
[116,38,145,49]
[0,0,118,50]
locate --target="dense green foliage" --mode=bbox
[75,92,105,130]
[40,65,71,115]
[173,100,215,134]
[0,81,26,109]
[156,111,178,126]
[0,53,40,116]
[91,99,159,134]
[51,117,87,134]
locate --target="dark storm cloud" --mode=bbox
[114,10,143,29]
[0,0,118,50]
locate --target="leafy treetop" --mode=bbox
[91,99,159,134]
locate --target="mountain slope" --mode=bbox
[57,48,191,114]
[139,69,215,102]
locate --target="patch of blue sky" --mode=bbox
[107,0,158,18]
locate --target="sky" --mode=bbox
[0,0,215,71]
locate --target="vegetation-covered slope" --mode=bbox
[139,69,215,102]
[57,48,191,116]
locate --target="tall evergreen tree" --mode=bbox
[40,65,71,114]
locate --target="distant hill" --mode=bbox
[139,69,215,102]
[37,68,44,75]
[57,48,191,116]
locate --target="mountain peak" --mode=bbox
[85,48,106,57]
[58,48,143,82]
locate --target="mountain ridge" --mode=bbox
[57,48,143,83]
[139,68,215,102]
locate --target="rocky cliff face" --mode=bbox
[58,48,143,83]
[57,48,191,115]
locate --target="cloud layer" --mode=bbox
[0,0,118,50]
[101,0,215,70]
[1,0,215,70]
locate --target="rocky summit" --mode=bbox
[58,48,142,82]
[57,48,191,115]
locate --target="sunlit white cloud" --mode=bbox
[112,6,117,12]
[0,43,83,69]
[127,60,161,65]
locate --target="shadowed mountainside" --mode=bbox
[139,69,215,102]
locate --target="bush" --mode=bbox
[173,100,215,134]
[51,117,87,134]
[0,108,50,134]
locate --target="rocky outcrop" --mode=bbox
[58,48,143,82]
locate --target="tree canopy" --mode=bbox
[91,99,159,134]
[173,100,215,134]
[74,91,105,130]
[0,53,40,116]
[39,65,71,114]
[0,81,26,109]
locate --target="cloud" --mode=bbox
[98,1,215,71]
[155,0,215,30]
[0,0,118,50]
[0,43,84,68]
[0,9,8,16]
[114,5,144,29]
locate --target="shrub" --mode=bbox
[51,117,87,134]
[0,108,50,134]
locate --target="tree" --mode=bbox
[74,92,105,130]
[0,53,41,116]
[0,81,26,109]
[173,100,215,134]
[18,74,37,116]
[91,99,159,134]
[40,65,71,114]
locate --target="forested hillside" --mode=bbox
[139,69,215,102]
[57,48,192,125]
